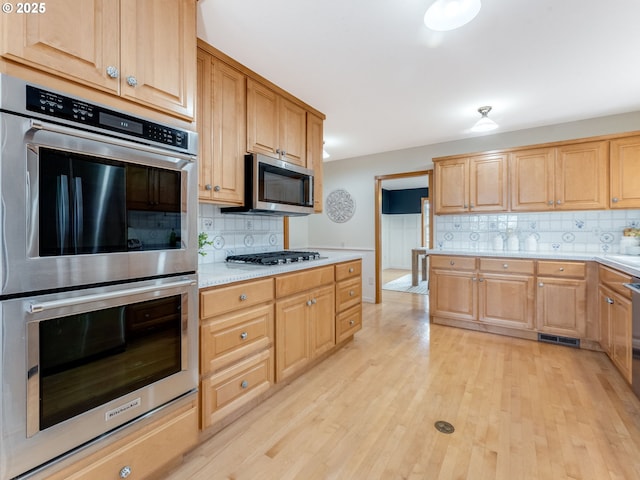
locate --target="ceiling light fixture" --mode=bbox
[424,0,481,31]
[471,106,498,132]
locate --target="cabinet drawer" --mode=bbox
[201,304,274,375]
[275,265,334,297]
[599,265,633,299]
[335,260,362,281]
[480,258,535,275]
[201,278,274,318]
[201,350,273,429]
[336,277,361,312]
[537,261,586,278]
[337,304,362,342]
[430,255,476,271]
[48,400,198,480]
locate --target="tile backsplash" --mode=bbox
[198,203,284,264]
[434,209,640,254]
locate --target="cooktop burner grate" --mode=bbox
[226,250,321,265]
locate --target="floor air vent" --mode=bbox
[538,333,580,348]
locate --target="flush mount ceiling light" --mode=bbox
[424,0,481,31]
[471,106,498,132]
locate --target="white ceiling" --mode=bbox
[197,0,640,162]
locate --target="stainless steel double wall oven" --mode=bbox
[0,74,199,480]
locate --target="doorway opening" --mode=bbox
[374,170,433,303]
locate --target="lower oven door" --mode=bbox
[0,274,198,480]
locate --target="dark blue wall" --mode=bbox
[382,188,429,214]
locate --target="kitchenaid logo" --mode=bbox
[105,398,141,421]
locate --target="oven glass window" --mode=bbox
[38,147,182,256]
[38,295,183,430]
[259,164,312,206]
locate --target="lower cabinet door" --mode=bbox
[275,292,310,382]
[430,270,477,321]
[478,273,535,329]
[201,349,273,428]
[536,277,586,338]
[610,292,632,383]
[310,284,336,358]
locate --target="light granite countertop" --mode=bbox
[198,251,364,288]
[425,249,640,278]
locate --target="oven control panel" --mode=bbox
[25,86,189,150]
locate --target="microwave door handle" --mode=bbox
[56,175,70,255]
[28,278,197,314]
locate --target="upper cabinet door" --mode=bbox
[509,148,555,211]
[610,135,640,208]
[434,158,468,214]
[0,0,120,94]
[279,98,306,166]
[306,113,324,212]
[120,0,196,120]
[247,79,279,157]
[469,153,508,212]
[555,141,608,210]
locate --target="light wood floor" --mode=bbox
[166,293,640,479]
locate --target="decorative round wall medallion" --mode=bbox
[326,189,356,223]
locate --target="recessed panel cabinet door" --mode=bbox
[0,0,120,94]
[276,293,310,382]
[478,273,534,329]
[509,148,555,211]
[610,135,640,208]
[555,141,608,210]
[120,0,196,119]
[469,153,508,212]
[430,270,476,321]
[536,277,586,338]
[247,78,279,157]
[434,158,468,214]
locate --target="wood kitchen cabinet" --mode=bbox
[247,78,307,166]
[275,266,335,382]
[610,135,640,208]
[335,260,363,342]
[430,256,535,332]
[1,0,196,120]
[510,141,608,211]
[536,261,587,338]
[599,265,633,383]
[199,278,275,429]
[434,153,508,214]
[307,112,325,212]
[197,44,246,204]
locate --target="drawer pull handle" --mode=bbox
[349,320,355,326]
[349,290,355,296]
[559,267,564,272]
[239,294,247,301]
[120,466,132,479]
[450,260,455,266]
[503,264,508,269]
[241,380,249,389]
[538,282,544,287]
[349,267,354,273]
[240,332,248,340]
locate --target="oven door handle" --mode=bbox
[29,120,197,163]
[28,279,196,313]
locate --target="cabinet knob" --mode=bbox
[503,264,508,269]
[349,267,354,273]
[282,150,287,157]
[126,75,138,87]
[548,200,554,205]
[214,185,221,192]
[470,203,475,209]
[607,297,614,305]
[349,320,355,326]
[240,332,248,340]
[559,267,564,272]
[472,277,477,282]
[349,290,355,296]
[241,380,249,389]
[306,300,312,306]
[276,148,281,154]
[106,66,119,78]
[311,298,317,304]
[556,200,562,205]
[538,282,544,287]
[449,260,455,266]
[205,184,213,191]
[119,466,132,479]
[612,197,619,203]
[239,294,247,301]
[463,204,468,209]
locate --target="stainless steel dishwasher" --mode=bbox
[625,278,640,399]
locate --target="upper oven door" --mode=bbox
[0,112,197,295]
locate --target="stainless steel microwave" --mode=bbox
[222,153,314,216]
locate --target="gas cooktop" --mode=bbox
[226,250,322,266]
